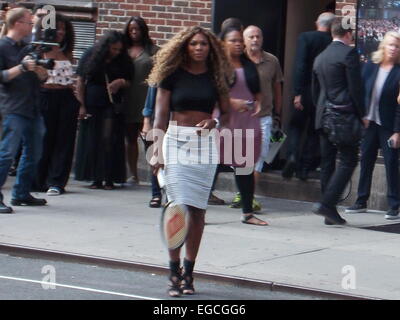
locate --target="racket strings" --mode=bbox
[164,205,188,249]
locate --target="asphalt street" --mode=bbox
[0,252,329,300]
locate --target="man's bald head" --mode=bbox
[243,25,263,54]
[243,25,263,38]
[316,12,335,31]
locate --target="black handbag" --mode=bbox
[318,65,363,147]
[322,103,363,147]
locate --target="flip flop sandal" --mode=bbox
[241,214,269,226]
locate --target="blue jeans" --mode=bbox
[0,114,45,201]
[255,116,272,172]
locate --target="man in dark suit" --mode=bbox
[312,17,365,225]
[282,12,334,181]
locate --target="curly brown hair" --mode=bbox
[147,26,232,97]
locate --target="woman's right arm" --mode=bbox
[151,88,171,174]
[76,76,87,119]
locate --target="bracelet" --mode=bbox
[213,118,220,129]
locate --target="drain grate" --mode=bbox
[362,223,400,234]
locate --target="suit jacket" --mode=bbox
[362,61,400,133]
[293,30,332,96]
[312,41,365,130]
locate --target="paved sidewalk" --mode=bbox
[0,177,399,299]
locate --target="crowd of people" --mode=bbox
[358,18,400,60]
[1,4,400,298]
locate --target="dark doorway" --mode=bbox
[212,0,287,68]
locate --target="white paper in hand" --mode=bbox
[157,168,166,189]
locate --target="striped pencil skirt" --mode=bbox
[162,124,218,210]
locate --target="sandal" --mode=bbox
[181,274,195,295]
[89,181,103,189]
[181,258,195,295]
[149,196,162,208]
[104,182,115,190]
[168,274,182,297]
[241,214,269,226]
[168,261,182,298]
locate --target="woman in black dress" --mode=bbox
[75,31,133,189]
[122,16,158,185]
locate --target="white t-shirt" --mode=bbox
[365,67,391,125]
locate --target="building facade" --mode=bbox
[1,1,357,44]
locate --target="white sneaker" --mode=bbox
[46,187,61,196]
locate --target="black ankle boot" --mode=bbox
[181,258,195,295]
[168,260,182,297]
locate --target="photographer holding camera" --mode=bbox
[0,7,48,214]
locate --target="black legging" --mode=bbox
[211,165,254,213]
[234,170,254,214]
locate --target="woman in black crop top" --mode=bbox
[34,14,78,195]
[147,26,230,297]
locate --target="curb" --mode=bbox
[0,242,378,300]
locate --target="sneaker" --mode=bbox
[11,195,47,206]
[46,187,62,196]
[252,199,262,212]
[128,176,139,186]
[385,209,399,220]
[230,193,242,208]
[345,203,367,213]
[208,193,225,205]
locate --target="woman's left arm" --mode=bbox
[390,86,400,148]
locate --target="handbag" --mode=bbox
[321,103,363,147]
[318,64,363,147]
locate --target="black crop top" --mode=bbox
[159,68,219,114]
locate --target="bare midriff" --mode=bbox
[171,110,212,127]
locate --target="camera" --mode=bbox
[27,28,59,70]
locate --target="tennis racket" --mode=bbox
[160,201,189,250]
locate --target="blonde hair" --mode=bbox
[147,26,232,97]
[0,7,31,38]
[372,31,400,64]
